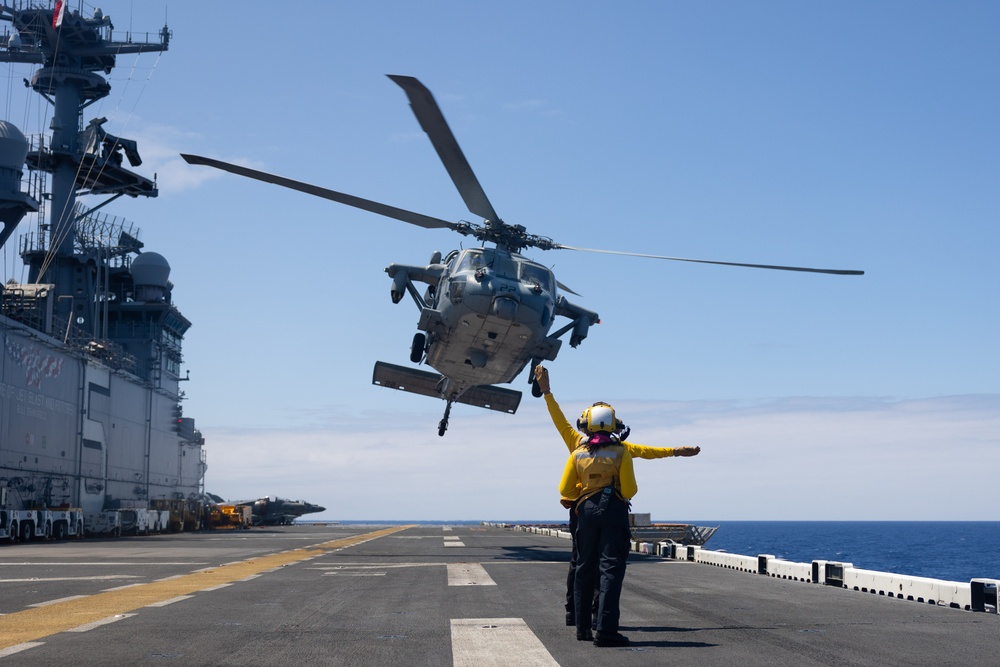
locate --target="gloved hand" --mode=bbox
[533,365,550,394]
[615,425,631,443]
[675,446,701,457]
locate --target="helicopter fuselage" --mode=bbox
[386,246,597,401]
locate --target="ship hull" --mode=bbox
[1,316,204,516]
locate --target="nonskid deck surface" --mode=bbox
[0,525,994,666]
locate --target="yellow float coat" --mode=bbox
[545,393,663,502]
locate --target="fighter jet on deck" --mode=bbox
[248,496,326,525]
[207,494,327,525]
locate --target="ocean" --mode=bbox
[333,520,1000,582]
[685,521,1000,583]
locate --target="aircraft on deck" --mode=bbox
[206,494,326,525]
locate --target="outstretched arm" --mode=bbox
[624,442,701,459]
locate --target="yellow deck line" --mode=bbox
[0,525,412,649]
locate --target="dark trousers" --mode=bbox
[566,505,598,620]
[566,505,577,612]
[574,490,630,635]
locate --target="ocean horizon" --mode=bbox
[319,520,1000,583]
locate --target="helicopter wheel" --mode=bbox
[438,401,452,436]
[410,332,426,363]
[531,378,543,398]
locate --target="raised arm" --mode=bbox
[535,365,583,452]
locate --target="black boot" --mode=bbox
[593,631,629,647]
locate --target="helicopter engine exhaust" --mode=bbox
[571,318,591,348]
[390,270,408,304]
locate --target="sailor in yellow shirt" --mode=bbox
[534,364,700,647]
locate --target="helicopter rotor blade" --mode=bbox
[555,280,581,296]
[181,154,462,232]
[388,75,501,224]
[554,244,864,276]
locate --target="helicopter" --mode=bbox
[181,75,863,436]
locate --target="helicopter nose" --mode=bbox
[491,296,518,321]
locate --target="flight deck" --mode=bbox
[0,524,995,666]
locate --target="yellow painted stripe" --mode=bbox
[0,525,411,649]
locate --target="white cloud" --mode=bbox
[123,121,266,194]
[199,394,1000,523]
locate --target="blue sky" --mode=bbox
[2,1,997,521]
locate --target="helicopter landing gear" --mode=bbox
[438,400,453,437]
[410,332,426,363]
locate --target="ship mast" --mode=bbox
[0,2,169,335]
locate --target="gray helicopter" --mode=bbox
[182,75,862,436]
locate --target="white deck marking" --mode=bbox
[444,536,461,541]
[28,595,88,608]
[146,595,193,607]
[443,541,466,547]
[101,583,143,592]
[201,583,233,592]
[0,575,137,583]
[66,613,136,632]
[0,642,44,658]
[308,563,439,570]
[447,563,496,586]
[0,562,208,567]
[450,618,559,666]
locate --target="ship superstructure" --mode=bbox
[0,2,205,537]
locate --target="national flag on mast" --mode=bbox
[52,0,67,29]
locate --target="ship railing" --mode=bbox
[0,8,169,54]
[687,547,1000,614]
[18,136,45,203]
[1,284,49,332]
[17,192,142,262]
[52,315,141,375]
[504,523,999,614]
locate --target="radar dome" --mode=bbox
[0,121,29,172]
[130,252,171,302]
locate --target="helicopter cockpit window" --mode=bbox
[520,262,554,292]
[456,250,485,273]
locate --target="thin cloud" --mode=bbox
[123,120,266,194]
[200,395,1000,522]
[503,98,564,118]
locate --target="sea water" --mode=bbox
[332,520,1000,582]
[684,521,1000,582]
